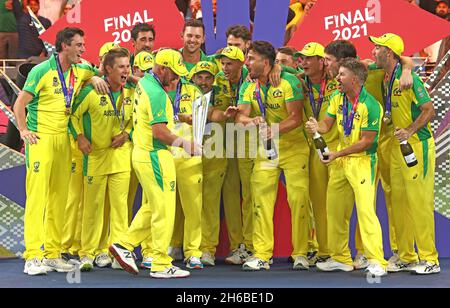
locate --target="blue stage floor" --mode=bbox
[1,258,449,288]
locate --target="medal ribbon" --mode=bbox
[342,89,361,137]
[254,80,268,119]
[307,77,327,119]
[383,62,400,117]
[105,78,125,131]
[55,54,75,111]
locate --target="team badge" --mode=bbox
[71,162,76,173]
[100,96,108,106]
[272,90,283,98]
[33,162,40,173]
[170,181,176,192]
[87,176,94,185]
[52,77,59,87]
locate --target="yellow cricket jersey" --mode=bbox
[215,66,249,109]
[326,87,382,158]
[366,64,392,140]
[303,77,339,147]
[23,56,97,134]
[132,72,174,153]
[69,82,135,176]
[385,66,432,145]
[180,48,214,72]
[168,80,201,156]
[238,72,307,146]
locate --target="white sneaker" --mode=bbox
[353,254,369,270]
[242,257,270,271]
[140,256,153,269]
[109,243,139,275]
[316,258,354,272]
[168,247,183,261]
[42,258,75,273]
[150,266,190,279]
[80,257,94,272]
[94,253,112,268]
[225,244,252,265]
[411,261,441,275]
[186,256,204,269]
[293,256,309,270]
[387,252,400,265]
[366,263,387,277]
[111,259,123,270]
[23,258,48,276]
[387,260,417,273]
[200,252,215,266]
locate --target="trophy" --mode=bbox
[192,91,211,155]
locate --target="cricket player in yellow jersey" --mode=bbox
[236,41,310,271]
[61,42,121,265]
[297,42,339,265]
[14,27,98,276]
[370,33,440,275]
[168,19,214,261]
[306,58,388,277]
[169,62,217,269]
[110,49,201,279]
[323,40,414,269]
[200,47,254,266]
[70,48,134,271]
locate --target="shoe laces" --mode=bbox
[96,254,110,261]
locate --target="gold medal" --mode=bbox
[383,113,392,125]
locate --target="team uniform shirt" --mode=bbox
[69,82,135,176]
[303,77,339,148]
[215,66,249,109]
[384,66,432,145]
[238,72,307,148]
[326,87,383,158]
[180,48,214,72]
[168,79,201,157]
[23,55,97,134]
[132,72,175,153]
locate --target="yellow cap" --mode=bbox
[189,61,218,80]
[215,46,245,62]
[369,33,404,57]
[154,49,188,77]
[99,42,121,58]
[134,51,154,71]
[296,42,325,58]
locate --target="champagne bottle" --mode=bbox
[313,132,329,160]
[400,141,418,167]
[260,123,278,160]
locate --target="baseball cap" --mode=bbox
[99,42,121,58]
[154,49,188,77]
[189,61,218,80]
[295,42,325,58]
[214,46,245,62]
[369,33,404,57]
[134,51,154,71]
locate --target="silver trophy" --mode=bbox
[192,90,211,154]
